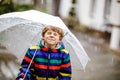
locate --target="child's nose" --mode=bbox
[50,33,54,37]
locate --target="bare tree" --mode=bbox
[33,0,46,11]
[52,0,60,16]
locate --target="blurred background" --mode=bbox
[0,0,120,80]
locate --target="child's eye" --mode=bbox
[54,33,58,36]
[47,32,52,35]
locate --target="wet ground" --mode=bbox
[70,29,120,80]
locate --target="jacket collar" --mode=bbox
[38,39,65,53]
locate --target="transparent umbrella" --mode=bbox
[0,10,90,70]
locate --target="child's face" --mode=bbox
[43,30,60,48]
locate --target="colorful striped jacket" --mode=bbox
[16,41,72,80]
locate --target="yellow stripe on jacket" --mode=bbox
[30,46,40,49]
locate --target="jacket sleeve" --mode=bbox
[58,50,72,80]
[16,48,35,80]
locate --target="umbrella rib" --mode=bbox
[23,49,37,80]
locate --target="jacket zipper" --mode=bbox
[47,53,51,80]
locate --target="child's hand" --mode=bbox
[19,78,23,80]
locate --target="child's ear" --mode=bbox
[59,38,62,42]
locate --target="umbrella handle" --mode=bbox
[23,49,37,80]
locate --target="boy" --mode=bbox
[16,25,72,80]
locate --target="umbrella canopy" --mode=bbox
[0,10,90,70]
